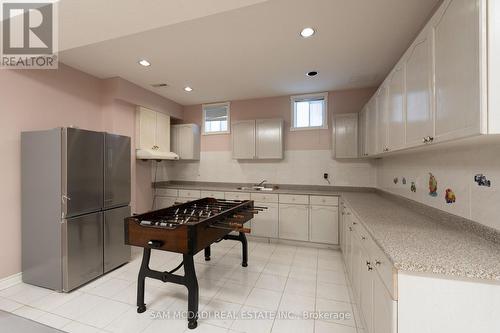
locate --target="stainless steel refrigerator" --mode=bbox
[21,128,131,292]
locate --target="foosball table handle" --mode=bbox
[237,227,251,234]
[147,240,164,248]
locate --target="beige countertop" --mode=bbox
[155,181,500,281]
[342,192,500,282]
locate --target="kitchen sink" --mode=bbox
[236,186,277,191]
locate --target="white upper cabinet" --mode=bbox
[155,112,171,153]
[232,120,256,159]
[136,106,176,160]
[137,107,157,151]
[333,113,358,159]
[405,29,433,147]
[386,66,406,151]
[433,0,482,142]
[358,107,368,157]
[171,124,200,160]
[232,119,283,160]
[357,0,497,157]
[366,99,378,156]
[256,119,284,159]
[376,87,388,154]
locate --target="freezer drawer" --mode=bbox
[64,212,104,291]
[104,206,131,272]
[65,128,104,217]
[104,133,131,208]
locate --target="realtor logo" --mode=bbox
[1,0,58,69]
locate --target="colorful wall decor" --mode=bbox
[474,174,491,187]
[428,173,438,197]
[445,188,456,204]
[393,177,399,184]
[411,182,416,193]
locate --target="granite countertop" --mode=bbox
[342,192,500,282]
[154,181,500,281]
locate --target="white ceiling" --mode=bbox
[57,0,269,50]
[60,0,440,105]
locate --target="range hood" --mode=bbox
[135,106,179,161]
[136,149,179,160]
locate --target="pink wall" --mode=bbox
[180,87,376,151]
[0,64,181,279]
[103,78,183,120]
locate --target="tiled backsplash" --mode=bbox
[158,149,376,187]
[376,144,500,232]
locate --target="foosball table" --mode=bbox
[124,197,265,329]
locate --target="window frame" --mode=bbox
[290,92,329,131]
[202,102,231,135]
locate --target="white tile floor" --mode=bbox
[0,240,365,333]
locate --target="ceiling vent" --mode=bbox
[151,83,168,88]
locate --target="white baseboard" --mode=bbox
[0,272,22,291]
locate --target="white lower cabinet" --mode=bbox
[359,245,374,333]
[200,190,225,199]
[251,202,278,238]
[341,203,396,333]
[156,188,340,244]
[176,197,193,203]
[278,203,309,241]
[350,231,362,303]
[309,205,339,244]
[343,212,353,277]
[373,275,397,333]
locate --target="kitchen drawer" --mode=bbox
[250,192,278,203]
[278,194,309,205]
[155,188,178,197]
[176,197,194,204]
[310,195,339,206]
[155,196,178,209]
[352,217,397,300]
[178,189,201,198]
[224,191,251,201]
[371,239,398,300]
[200,190,225,199]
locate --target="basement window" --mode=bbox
[202,102,230,134]
[290,92,328,130]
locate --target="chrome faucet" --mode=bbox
[255,180,267,187]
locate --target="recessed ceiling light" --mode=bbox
[138,59,151,67]
[306,71,318,77]
[300,27,315,38]
[184,86,193,92]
